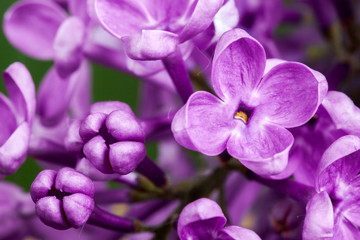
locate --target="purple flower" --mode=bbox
[94,0,224,60]
[74,101,146,175]
[3,0,87,78]
[172,28,328,177]
[30,167,95,230]
[178,198,261,239]
[0,62,35,175]
[303,135,360,239]
[280,90,360,185]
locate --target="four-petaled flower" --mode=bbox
[172,28,328,177]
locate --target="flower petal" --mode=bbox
[37,67,71,126]
[95,0,154,37]
[171,91,233,156]
[211,28,266,101]
[30,169,57,203]
[122,30,179,60]
[79,112,107,143]
[83,135,113,174]
[257,61,327,128]
[54,17,85,78]
[38,62,90,126]
[106,110,145,142]
[216,226,261,240]
[0,122,30,175]
[108,141,146,175]
[178,198,226,240]
[90,101,132,115]
[0,94,17,146]
[322,91,360,136]
[179,0,224,42]
[55,167,95,197]
[35,196,70,230]
[3,62,36,124]
[303,191,334,240]
[3,0,67,59]
[316,135,360,193]
[227,123,293,176]
[63,193,94,228]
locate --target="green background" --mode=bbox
[0,0,156,190]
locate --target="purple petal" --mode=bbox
[333,214,360,239]
[257,61,327,128]
[0,122,30,175]
[35,196,70,230]
[38,62,91,126]
[216,226,261,240]
[3,62,36,124]
[178,198,226,240]
[30,169,57,203]
[3,0,67,59]
[95,0,152,37]
[122,30,179,60]
[68,0,90,23]
[0,94,17,146]
[316,135,360,193]
[303,191,334,240]
[83,135,113,174]
[171,91,233,156]
[322,91,360,135]
[178,0,223,42]
[227,123,293,176]
[108,141,146,175]
[62,193,94,228]
[90,101,132,115]
[68,61,92,119]
[54,17,85,78]
[64,120,83,153]
[211,28,266,101]
[37,66,72,125]
[343,189,360,226]
[106,110,145,142]
[79,112,107,143]
[55,167,95,197]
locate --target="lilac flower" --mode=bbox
[94,0,224,60]
[0,62,35,175]
[172,28,328,177]
[30,167,95,230]
[77,101,146,175]
[279,90,360,185]
[303,135,360,239]
[3,0,86,78]
[178,198,261,239]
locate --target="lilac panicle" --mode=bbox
[94,0,224,60]
[303,135,360,239]
[172,28,328,177]
[30,167,95,230]
[0,62,35,175]
[178,198,261,240]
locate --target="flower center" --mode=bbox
[234,111,248,124]
[234,105,253,124]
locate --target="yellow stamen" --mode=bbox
[234,111,248,124]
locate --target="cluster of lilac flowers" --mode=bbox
[1,0,360,239]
